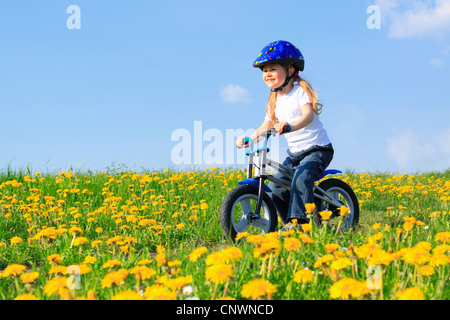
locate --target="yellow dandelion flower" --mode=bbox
[167,260,181,268]
[102,259,122,269]
[106,235,123,245]
[338,206,350,216]
[293,269,314,284]
[403,221,414,231]
[91,240,103,248]
[402,247,431,265]
[144,284,176,300]
[319,210,332,221]
[69,226,83,235]
[304,203,316,214]
[433,244,450,255]
[14,293,39,300]
[10,236,23,246]
[241,278,277,300]
[111,290,144,300]
[371,223,381,230]
[72,237,89,246]
[47,254,63,264]
[156,245,165,253]
[283,237,302,251]
[205,247,243,265]
[138,219,156,226]
[429,253,448,267]
[48,266,68,275]
[298,233,315,245]
[353,243,379,259]
[83,256,97,264]
[205,251,224,265]
[205,264,233,284]
[189,246,208,262]
[20,272,39,284]
[329,278,371,300]
[130,266,157,281]
[165,275,193,291]
[156,253,167,266]
[246,234,264,244]
[71,264,92,275]
[396,287,424,300]
[368,232,383,244]
[253,236,281,259]
[301,223,312,233]
[44,276,68,297]
[235,232,249,241]
[435,232,450,243]
[330,257,352,271]
[419,265,435,276]
[280,229,295,237]
[2,264,26,277]
[416,241,432,251]
[324,243,340,253]
[223,247,243,263]
[138,259,153,265]
[313,255,334,268]
[101,269,129,288]
[368,249,395,266]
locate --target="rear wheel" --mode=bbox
[220,185,278,242]
[313,178,359,231]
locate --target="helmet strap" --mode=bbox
[271,67,297,92]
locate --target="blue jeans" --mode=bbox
[268,144,334,225]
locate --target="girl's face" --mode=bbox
[262,63,288,90]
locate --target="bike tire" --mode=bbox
[220,184,278,242]
[313,178,360,230]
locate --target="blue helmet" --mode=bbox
[253,40,305,71]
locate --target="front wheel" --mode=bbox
[313,178,360,231]
[220,184,278,242]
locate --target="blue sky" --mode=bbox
[1,0,449,174]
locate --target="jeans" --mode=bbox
[268,144,334,225]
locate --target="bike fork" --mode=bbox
[251,176,265,220]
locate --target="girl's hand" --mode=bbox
[236,136,249,149]
[274,121,290,135]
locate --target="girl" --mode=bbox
[236,40,334,232]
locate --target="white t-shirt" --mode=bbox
[265,83,331,153]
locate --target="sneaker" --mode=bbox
[278,219,309,235]
[279,222,297,234]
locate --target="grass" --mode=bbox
[0,167,449,300]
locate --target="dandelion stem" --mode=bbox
[260,257,267,278]
[335,219,342,237]
[211,282,219,300]
[267,253,274,278]
[222,280,229,298]
[379,268,384,300]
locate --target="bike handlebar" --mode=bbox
[244,125,291,146]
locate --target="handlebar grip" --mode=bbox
[243,137,250,145]
[282,125,291,133]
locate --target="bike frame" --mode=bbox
[239,129,343,220]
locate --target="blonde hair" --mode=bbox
[265,75,323,124]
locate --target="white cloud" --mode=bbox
[386,129,450,172]
[443,44,450,54]
[375,0,450,39]
[220,84,251,104]
[431,57,444,66]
